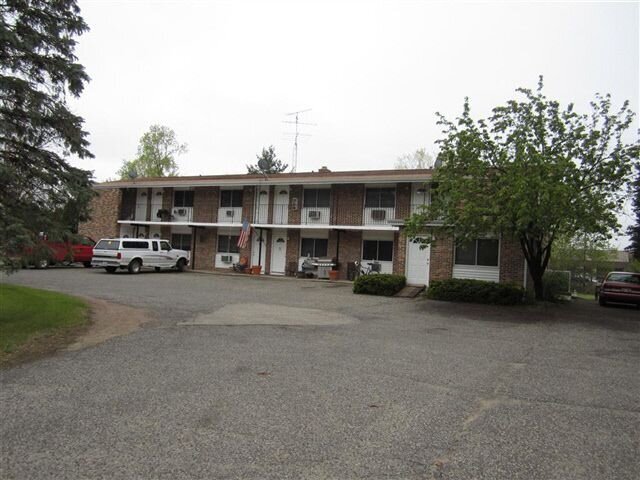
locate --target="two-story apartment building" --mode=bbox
[80,168,526,286]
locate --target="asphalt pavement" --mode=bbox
[1,268,638,479]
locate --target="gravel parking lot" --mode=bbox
[1,268,639,479]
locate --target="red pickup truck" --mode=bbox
[25,235,95,268]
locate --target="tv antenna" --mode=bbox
[283,108,315,172]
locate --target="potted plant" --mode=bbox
[156,209,171,221]
[251,265,262,275]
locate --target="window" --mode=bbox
[122,241,149,249]
[455,239,499,266]
[220,190,243,208]
[174,190,194,207]
[362,240,393,261]
[300,238,328,257]
[171,234,192,251]
[607,273,640,284]
[365,188,395,208]
[95,240,119,250]
[303,189,330,208]
[218,235,240,253]
[152,241,158,252]
[160,241,172,251]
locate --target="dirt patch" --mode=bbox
[65,298,152,351]
[1,298,152,368]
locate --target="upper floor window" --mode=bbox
[174,191,194,207]
[221,190,243,208]
[171,234,192,251]
[303,189,330,208]
[455,238,499,267]
[365,188,395,208]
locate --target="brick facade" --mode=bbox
[193,227,217,270]
[78,175,525,286]
[79,188,122,241]
[429,230,454,282]
[193,187,218,223]
[499,235,525,285]
[331,184,364,225]
[393,230,406,275]
[395,183,411,220]
[288,185,302,224]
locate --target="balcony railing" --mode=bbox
[252,204,290,225]
[301,207,330,225]
[119,203,193,222]
[363,207,395,225]
[218,207,243,223]
[410,203,429,214]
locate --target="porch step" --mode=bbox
[395,285,426,298]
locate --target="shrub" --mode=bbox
[426,278,524,305]
[353,274,406,296]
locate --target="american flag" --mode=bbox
[237,219,250,249]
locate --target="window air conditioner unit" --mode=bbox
[174,208,187,217]
[226,210,234,217]
[371,209,386,221]
[308,210,321,220]
[221,255,233,263]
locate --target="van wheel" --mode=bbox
[83,261,92,268]
[176,258,187,272]
[155,267,161,272]
[105,267,117,273]
[128,259,142,274]
[36,259,49,269]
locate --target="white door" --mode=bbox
[135,189,148,221]
[406,236,430,285]
[251,230,267,273]
[274,187,289,224]
[255,188,269,223]
[270,230,287,275]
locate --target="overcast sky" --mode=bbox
[69,0,638,245]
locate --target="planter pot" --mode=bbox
[328,270,339,281]
[251,266,262,275]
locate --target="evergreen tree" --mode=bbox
[1,0,94,269]
[247,146,288,174]
[627,164,640,259]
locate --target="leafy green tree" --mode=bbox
[406,78,639,300]
[627,164,640,260]
[1,0,94,270]
[117,125,187,178]
[394,148,434,169]
[550,233,612,291]
[247,145,288,174]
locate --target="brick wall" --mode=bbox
[429,229,454,282]
[193,187,218,223]
[499,234,525,285]
[144,188,152,221]
[328,231,362,280]
[331,184,364,225]
[193,227,216,270]
[288,185,302,224]
[393,230,406,275]
[79,188,122,241]
[395,184,411,220]
[160,187,173,239]
[242,186,254,223]
[285,229,300,274]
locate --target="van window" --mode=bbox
[122,241,149,249]
[160,241,171,251]
[95,240,120,250]
[152,241,159,252]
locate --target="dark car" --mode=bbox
[598,272,640,308]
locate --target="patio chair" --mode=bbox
[233,256,249,273]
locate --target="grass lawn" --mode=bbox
[574,292,596,301]
[0,284,88,362]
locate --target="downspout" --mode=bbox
[191,226,197,270]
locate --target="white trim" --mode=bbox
[117,220,399,231]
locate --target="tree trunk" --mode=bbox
[531,270,545,301]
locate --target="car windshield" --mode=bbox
[95,240,119,250]
[606,273,640,284]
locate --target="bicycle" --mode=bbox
[354,260,381,277]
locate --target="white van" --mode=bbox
[91,238,190,274]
